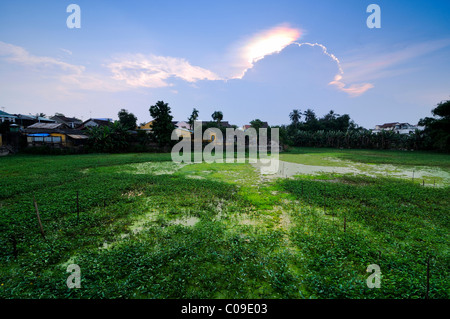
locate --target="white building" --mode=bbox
[373,122,423,134]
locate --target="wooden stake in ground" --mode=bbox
[426,256,431,299]
[344,216,347,233]
[33,195,46,240]
[10,235,18,259]
[76,191,80,224]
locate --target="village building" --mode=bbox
[372,122,423,134]
[0,110,17,124]
[13,114,55,129]
[23,122,88,149]
[78,118,113,130]
[51,115,83,128]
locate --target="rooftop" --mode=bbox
[0,110,17,118]
[26,123,66,130]
[51,115,82,123]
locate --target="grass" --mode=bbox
[278,175,449,298]
[0,151,448,298]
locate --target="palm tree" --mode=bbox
[211,111,223,127]
[289,109,301,128]
[188,108,199,130]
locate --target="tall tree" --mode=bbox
[87,121,129,153]
[419,99,450,151]
[188,108,199,130]
[149,101,175,147]
[250,119,264,131]
[303,109,319,131]
[303,109,317,123]
[211,111,223,127]
[289,109,301,128]
[311,110,353,132]
[118,109,138,130]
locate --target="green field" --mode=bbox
[0,149,449,298]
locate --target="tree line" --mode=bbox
[83,99,450,153]
[278,100,449,152]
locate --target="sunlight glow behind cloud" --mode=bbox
[245,26,301,64]
[227,28,374,96]
[230,25,301,79]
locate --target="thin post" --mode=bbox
[412,170,414,182]
[76,191,80,224]
[426,256,430,299]
[33,195,46,240]
[422,180,425,187]
[344,217,347,233]
[11,235,18,259]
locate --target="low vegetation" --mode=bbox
[0,150,448,298]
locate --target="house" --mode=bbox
[202,121,233,128]
[0,110,17,123]
[373,122,422,134]
[173,121,191,129]
[374,122,398,131]
[394,123,423,134]
[14,114,55,128]
[137,120,154,131]
[24,122,88,148]
[51,115,82,128]
[173,127,193,139]
[242,122,269,131]
[138,120,194,131]
[78,118,113,130]
[137,120,237,143]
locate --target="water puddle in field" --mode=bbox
[185,174,206,180]
[252,160,358,178]
[169,216,200,227]
[128,162,187,175]
[252,159,450,186]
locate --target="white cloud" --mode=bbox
[0,41,126,93]
[331,38,450,95]
[107,54,222,88]
[60,48,73,56]
[0,41,84,74]
[4,34,446,99]
[329,75,374,97]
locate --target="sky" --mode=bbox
[0,0,449,129]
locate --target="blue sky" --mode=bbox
[0,0,449,128]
